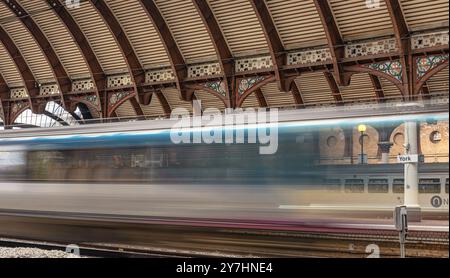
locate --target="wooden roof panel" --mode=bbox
[106,0,171,68]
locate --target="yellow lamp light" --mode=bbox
[358,124,367,133]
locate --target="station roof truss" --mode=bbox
[0,0,448,127]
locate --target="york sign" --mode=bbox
[397,154,419,163]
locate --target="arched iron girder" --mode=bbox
[3,0,71,108]
[47,0,107,117]
[384,0,412,98]
[192,0,234,106]
[313,0,347,87]
[129,96,144,118]
[0,25,39,112]
[323,71,343,105]
[414,59,449,96]
[43,110,70,126]
[249,0,288,92]
[254,88,268,108]
[369,74,386,102]
[0,72,9,123]
[90,0,144,117]
[70,111,82,122]
[155,91,172,117]
[138,0,188,101]
[0,72,8,100]
[290,80,305,108]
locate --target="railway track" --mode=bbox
[0,211,447,258]
[1,234,446,258]
[0,238,191,258]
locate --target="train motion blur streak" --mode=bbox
[0,106,448,228]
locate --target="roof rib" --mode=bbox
[250,0,288,92]
[0,73,9,123]
[290,81,305,107]
[155,90,172,117]
[129,96,144,118]
[43,110,70,126]
[421,81,431,100]
[313,0,347,87]
[323,71,343,105]
[384,0,410,98]
[138,0,188,101]
[0,25,39,112]
[254,88,268,107]
[369,74,385,102]
[192,0,234,107]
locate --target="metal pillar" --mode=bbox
[404,121,421,221]
[360,131,365,164]
[358,124,367,164]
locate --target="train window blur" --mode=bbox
[368,179,389,193]
[26,148,174,182]
[344,179,365,193]
[393,179,405,193]
[419,178,441,194]
[446,179,449,194]
[15,137,317,184]
[0,151,26,180]
[322,179,341,192]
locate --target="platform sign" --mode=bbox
[397,154,419,163]
[394,206,408,258]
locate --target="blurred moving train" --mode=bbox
[0,104,448,224]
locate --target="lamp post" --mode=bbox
[358,124,367,164]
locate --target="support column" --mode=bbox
[375,123,397,164]
[378,142,393,163]
[313,131,320,155]
[192,97,202,116]
[404,121,421,221]
[343,127,354,164]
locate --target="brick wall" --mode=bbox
[319,121,449,164]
